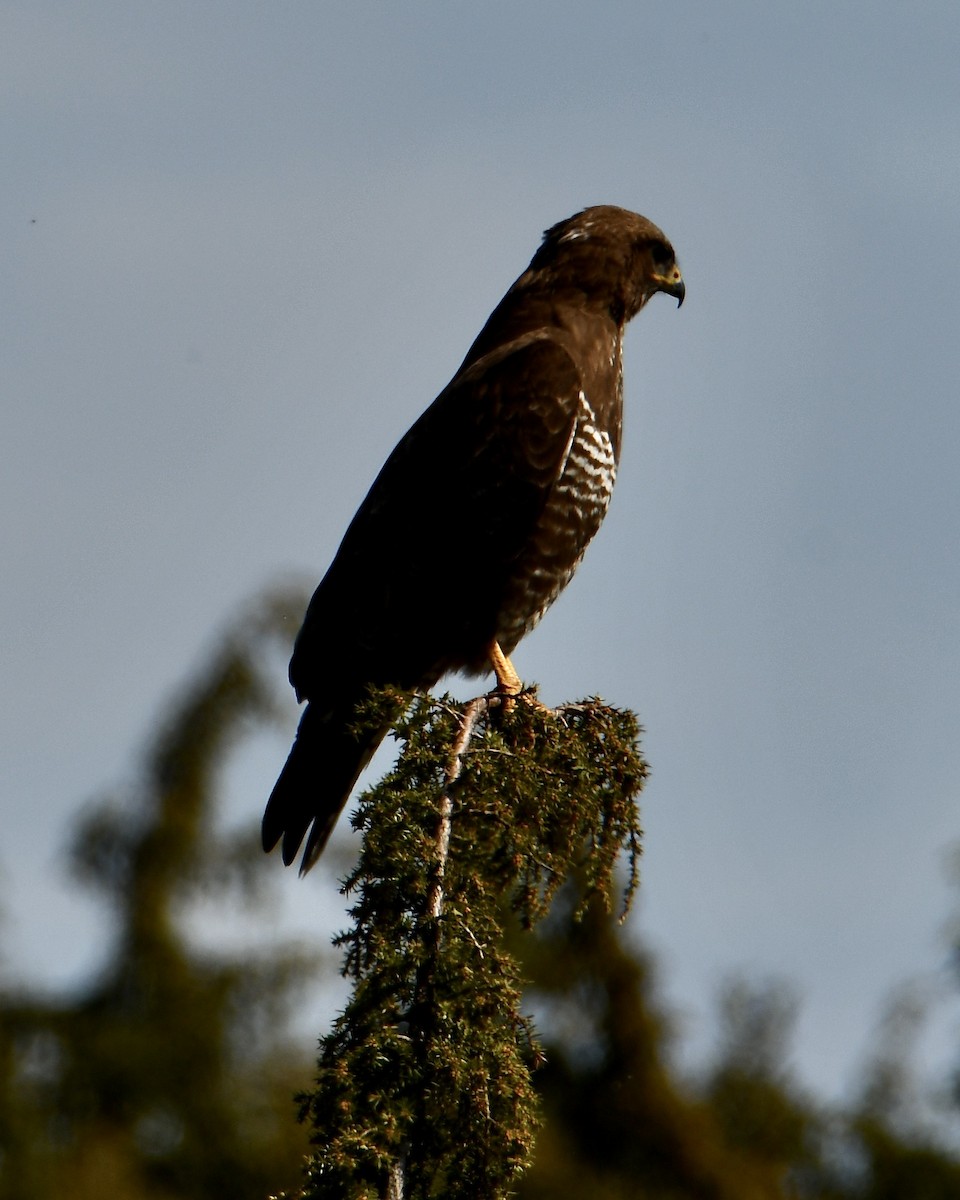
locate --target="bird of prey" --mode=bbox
[263,205,684,872]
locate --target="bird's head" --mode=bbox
[525,205,685,325]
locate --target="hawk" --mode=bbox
[263,205,684,872]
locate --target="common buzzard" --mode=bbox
[263,205,684,871]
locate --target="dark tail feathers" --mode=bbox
[262,696,392,874]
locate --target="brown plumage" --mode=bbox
[263,205,684,871]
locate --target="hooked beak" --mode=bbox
[653,270,685,308]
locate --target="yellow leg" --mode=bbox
[489,640,522,696]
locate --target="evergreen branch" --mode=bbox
[427,695,487,921]
[296,690,646,1200]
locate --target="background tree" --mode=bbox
[4,584,960,1198]
[0,588,319,1200]
[517,905,806,1200]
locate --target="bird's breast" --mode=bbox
[495,384,620,654]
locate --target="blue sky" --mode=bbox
[4,1,960,1101]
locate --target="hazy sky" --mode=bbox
[4,2,960,1102]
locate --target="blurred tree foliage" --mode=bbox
[516,902,960,1200]
[0,588,320,1200]
[3,585,960,1198]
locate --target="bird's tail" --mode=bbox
[262,692,398,874]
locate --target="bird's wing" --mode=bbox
[289,333,585,696]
